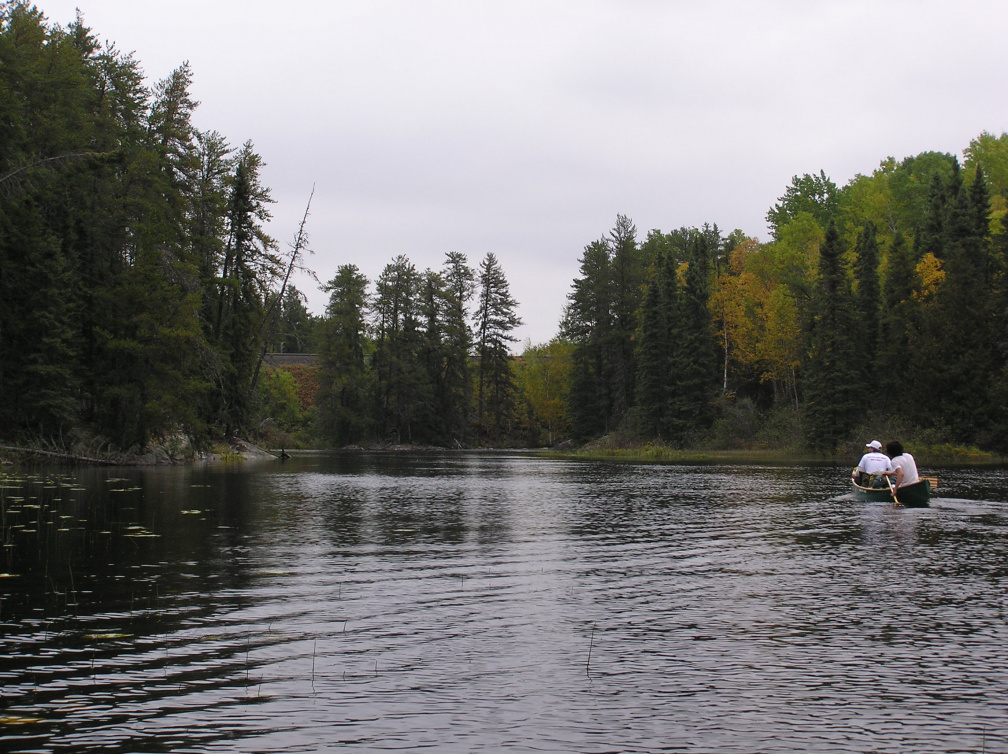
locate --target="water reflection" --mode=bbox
[1,454,1006,752]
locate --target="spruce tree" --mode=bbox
[666,233,717,442]
[635,252,670,439]
[923,165,1002,441]
[804,222,859,452]
[372,256,429,443]
[317,265,371,444]
[878,232,920,413]
[852,222,881,393]
[562,239,614,437]
[607,214,644,417]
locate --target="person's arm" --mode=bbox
[894,466,904,489]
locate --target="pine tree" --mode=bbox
[417,269,447,443]
[441,251,475,442]
[475,252,522,442]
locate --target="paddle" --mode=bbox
[886,475,901,506]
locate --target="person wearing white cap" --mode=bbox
[852,440,895,487]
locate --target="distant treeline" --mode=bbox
[4,4,1008,453]
[559,145,1008,453]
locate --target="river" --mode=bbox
[1,452,1006,752]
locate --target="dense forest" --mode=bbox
[4,3,1008,456]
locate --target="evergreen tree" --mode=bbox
[804,222,859,452]
[271,285,314,353]
[191,129,232,332]
[607,214,644,417]
[666,232,717,442]
[922,165,1003,442]
[317,265,371,444]
[878,232,919,412]
[635,252,671,439]
[417,269,447,443]
[852,222,881,392]
[475,252,522,442]
[372,256,430,442]
[561,239,613,438]
[440,251,475,442]
[212,142,278,436]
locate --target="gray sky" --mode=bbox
[41,0,1008,345]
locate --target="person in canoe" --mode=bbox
[885,440,919,493]
[852,440,895,488]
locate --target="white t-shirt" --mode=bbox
[857,451,893,474]
[890,453,919,485]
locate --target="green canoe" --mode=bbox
[852,477,931,507]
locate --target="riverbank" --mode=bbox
[3,433,1003,468]
[0,436,281,467]
[551,440,1006,467]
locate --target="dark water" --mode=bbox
[2,453,1007,752]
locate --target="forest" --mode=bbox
[4,2,1008,457]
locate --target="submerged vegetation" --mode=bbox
[3,2,1008,462]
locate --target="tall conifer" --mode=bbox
[853,222,881,393]
[804,222,859,452]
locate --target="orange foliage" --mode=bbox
[278,364,320,408]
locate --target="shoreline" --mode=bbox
[3,439,1004,468]
[0,439,282,467]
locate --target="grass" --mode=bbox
[549,435,1006,467]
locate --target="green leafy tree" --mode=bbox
[516,338,573,445]
[767,170,839,240]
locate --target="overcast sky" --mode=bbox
[39,0,1008,345]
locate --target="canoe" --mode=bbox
[852,477,931,507]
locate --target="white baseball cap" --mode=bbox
[866,440,882,450]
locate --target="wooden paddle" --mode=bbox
[886,475,901,506]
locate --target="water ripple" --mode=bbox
[1,456,1006,751]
